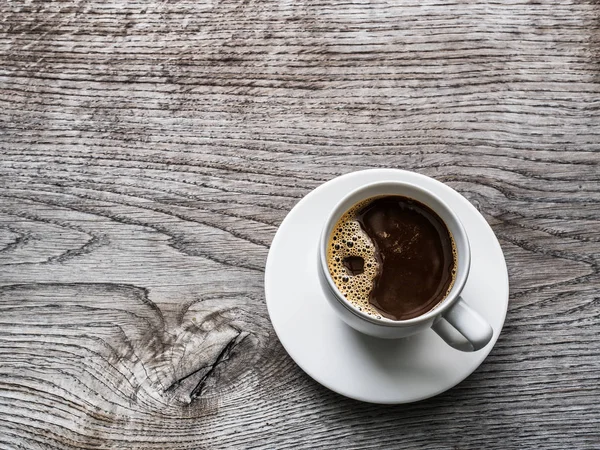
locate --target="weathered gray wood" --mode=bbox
[1,0,599,448]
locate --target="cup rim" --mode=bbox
[319,180,471,327]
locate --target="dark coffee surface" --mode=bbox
[342,256,365,276]
[357,196,456,320]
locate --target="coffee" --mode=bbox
[326,195,457,320]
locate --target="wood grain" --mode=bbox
[1,0,599,448]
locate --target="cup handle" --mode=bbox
[431,297,494,352]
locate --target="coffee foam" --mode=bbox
[326,199,382,318]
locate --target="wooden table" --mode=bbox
[1,0,599,448]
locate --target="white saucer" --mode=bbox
[265,169,509,404]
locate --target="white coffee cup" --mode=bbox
[317,180,493,352]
